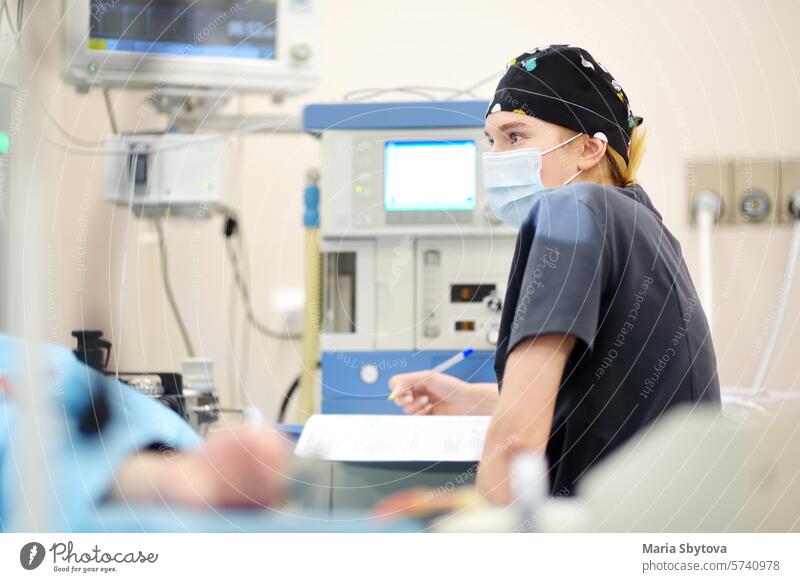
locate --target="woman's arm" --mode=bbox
[476,333,575,504]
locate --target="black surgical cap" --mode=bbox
[487,45,642,164]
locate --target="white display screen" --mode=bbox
[384,141,477,212]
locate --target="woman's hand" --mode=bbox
[388,371,498,416]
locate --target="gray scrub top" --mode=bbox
[493,182,721,495]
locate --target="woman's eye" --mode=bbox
[486,137,495,146]
[510,133,524,144]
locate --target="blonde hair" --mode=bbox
[604,124,648,187]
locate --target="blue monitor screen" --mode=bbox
[89,0,278,60]
[384,140,477,212]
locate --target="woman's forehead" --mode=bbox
[484,111,549,133]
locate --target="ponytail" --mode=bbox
[605,124,648,187]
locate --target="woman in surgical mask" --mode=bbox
[388,45,720,505]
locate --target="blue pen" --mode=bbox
[388,348,474,400]
[431,348,474,374]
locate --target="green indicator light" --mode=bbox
[0,131,9,154]
[354,184,363,193]
[200,180,210,191]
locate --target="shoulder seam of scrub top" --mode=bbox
[529,188,610,240]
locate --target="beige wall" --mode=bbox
[29,0,800,422]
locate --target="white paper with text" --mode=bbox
[294,414,491,462]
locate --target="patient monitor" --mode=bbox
[64,0,319,95]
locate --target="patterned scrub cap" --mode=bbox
[487,45,643,164]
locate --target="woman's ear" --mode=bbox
[577,136,608,171]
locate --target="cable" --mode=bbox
[103,88,119,134]
[42,102,168,149]
[153,218,197,358]
[224,100,245,405]
[447,70,503,100]
[342,86,478,102]
[697,208,715,328]
[219,210,301,340]
[277,375,300,423]
[0,1,10,31]
[43,104,117,148]
[235,221,252,401]
[693,191,722,333]
[0,0,17,41]
[49,73,494,157]
[226,240,242,404]
[224,236,301,340]
[238,286,252,392]
[748,218,800,395]
[111,150,139,379]
[45,105,299,157]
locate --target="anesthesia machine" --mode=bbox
[303,101,516,414]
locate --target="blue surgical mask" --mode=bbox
[482,133,583,228]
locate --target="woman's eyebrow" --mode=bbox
[497,121,530,133]
[484,121,531,137]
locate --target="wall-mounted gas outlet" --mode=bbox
[733,160,778,224]
[689,159,798,225]
[779,160,800,221]
[688,160,731,224]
